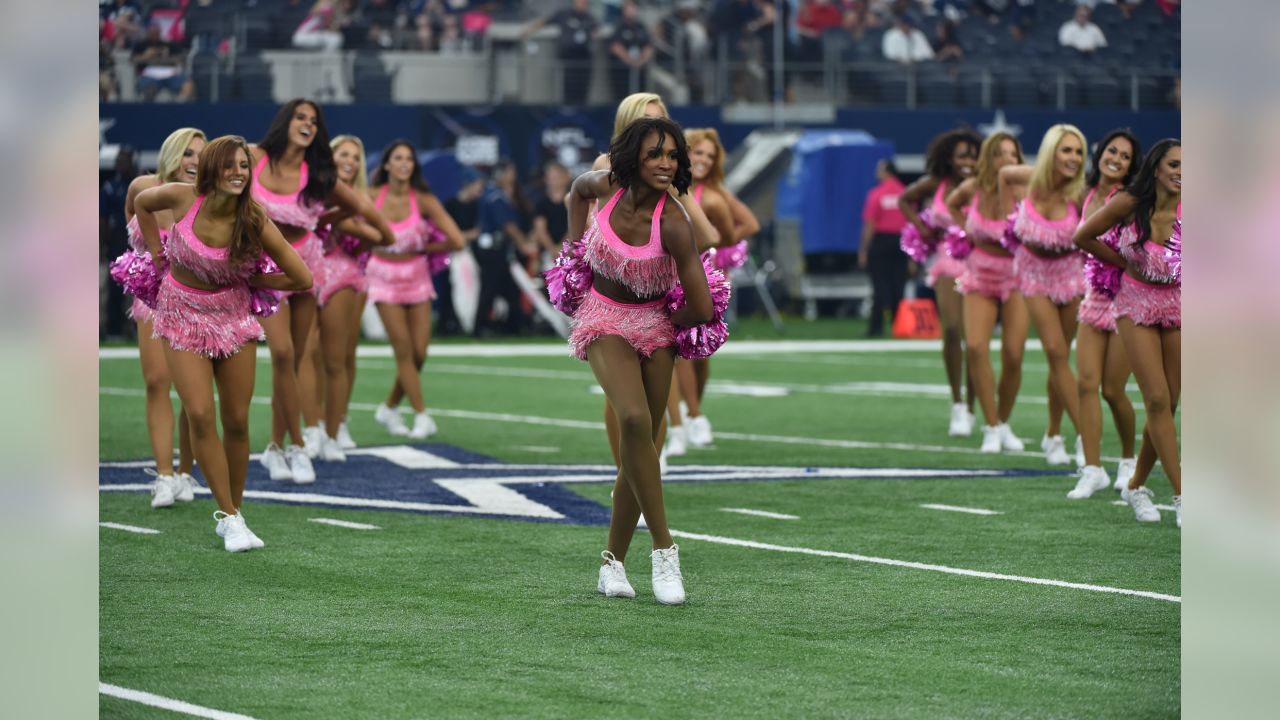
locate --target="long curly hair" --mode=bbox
[195,135,268,266]
[1123,138,1180,245]
[924,128,982,183]
[258,98,337,207]
[1086,128,1142,190]
[608,117,692,196]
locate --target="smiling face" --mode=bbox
[1098,136,1134,183]
[177,136,205,183]
[333,140,361,184]
[1156,145,1181,195]
[384,144,416,183]
[994,138,1020,172]
[1054,132,1085,181]
[219,147,250,195]
[639,130,678,191]
[952,141,978,179]
[689,138,716,182]
[288,103,319,149]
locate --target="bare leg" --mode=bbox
[963,292,1000,426]
[1075,322,1108,466]
[934,276,967,405]
[212,347,257,509]
[289,294,320,429]
[162,342,235,514]
[675,358,702,417]
[407,300,433,408]
[177,409,194,474]
[261,304,305,447]
[1101,331,1137,457]
[299,321,324,428]
[377,303,426,414]
[665,372,684,429]
[341,293,367,421]
[137,317,176,474]
[1025,294,1082,433]
[1117,320,1181,494]
[996,291,1029,423]
[320,288,356,436]
[693,358,710,402]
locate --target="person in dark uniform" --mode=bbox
[858,159,909,337]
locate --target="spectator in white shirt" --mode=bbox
[882,14,935,64]
[1058,6,1108,54]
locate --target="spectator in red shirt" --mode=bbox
[858,159,908,336]
[796,0,846,63]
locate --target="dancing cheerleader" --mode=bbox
[899,129,981,437]
[120,127,204,508]
[251,99,395,483]
[1073,139,1181,526]
[1064,129,1142,499]
[566,117,713,605]
[367,140,466,440]
[135,135,312,551]
[943,131,1029,454]
[999,124,1088,466]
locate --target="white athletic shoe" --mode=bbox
[319,435,347,462]
[665,424,689,457]
[597,551,637,598]
[261,443,293,481]
[1173,495,1181,528]
[998,423,1025,452]
[686,415,713,447]
[678,400,689,424]
[221,508,266,549]
[1075,436,1085,468]
[948,403,973,437]
[659,447,668,475]
[336,421,357,450]
[1067,465,1111,500]
[375,403,410,436]
[174,472,197,502]
[1122,486,1161,523]
[286,444,316,484]
[1042,435,1071,465]
[146,469,177,509]
[980,425,1002,453]
[302,425,325,459]
[214,511,254,553]
[1114,458,1137,491]
[651,545,686,605]
[408,411,438,440]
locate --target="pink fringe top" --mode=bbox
[126,215,169,255]
[166,195,260,286]
[1013,192,1080,252]
[584,188,678,298]
[964,193,1007,245]
[374,186,426,254]
[251,155,326,231]
[1118,225,1178,284]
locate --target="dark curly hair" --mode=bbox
[1124,138,1180,245]
[1086,128,1143,189]
[608,117,692,196]
[258,98,337,208]
[370,139,432,194]
[924,128,982,183]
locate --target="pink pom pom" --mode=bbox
[898,223,934,263]
[1083,225,1124,298]
[545,234,592,314]
[109,249,165,308]
[942,226,972,260]
[711,240,749,271]
[1000,205,1022,252]
[421,219,448,251]
[665,256,731,359]
[338,233,363,256]
[1165,218,1181,283]
[427,251,451,276]
[249,287,282,318]
[257,253,281,275]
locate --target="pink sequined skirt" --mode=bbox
[286,232,325,299]
[152,274,263,359]
[1114,274,1180,329]
[319,249,368,306]
[568,288,674,362]
[926,253,967,287]
[1013,246,1085,305]
[129,296,153,324]
[367,254,435,305]
[957,244,1016,302]
[1077,287,1117,333]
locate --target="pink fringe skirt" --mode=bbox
[286,232,325,300]
[926,253,967,287]
[319,249,368,306]
[152,274,263,359]
[129,296,153,324]
[1114,274,1180,329]
[1077,287,1117,333]
[1013,246,1085,305]
[367,254,435,306]
[568,288,674,361]
[957,245,1016,302]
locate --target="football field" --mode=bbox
[98,328,1180,718]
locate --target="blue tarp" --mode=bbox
[775,130,895,253]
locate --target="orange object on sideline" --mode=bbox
[892,298,941,339]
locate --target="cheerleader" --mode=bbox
[943,131,1029,454]
[366,140,466,439]
[899,129,982,437]
[999,124,1088,466]
[121,127,204,508]
[567,117,713,605]
[135,135,312,551]
[251,99,396,483]
[1065,129,1142,499]
[1073,139,1181,526]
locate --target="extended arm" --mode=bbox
[331,181,396,246]
[945,178,977,229]
[253,219,313,291]
[1072,191,1133,268]
[419,191,467,253]
[898,175,940,238]
[665,202,713,326]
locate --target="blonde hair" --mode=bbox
[612,93,668,140]
[1029,124,1087,200]
[155,127,206,183]
[330,134,368,191]
[975,132,1022,198]
[685,127,726,188]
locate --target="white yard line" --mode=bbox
[99,682,260,720]
[669,530,1180,603]
[919,504,1004,516]
[720,507,800,520]
[309,518,382,530]
[510,445,561,453]
[98,522,161,535]
[1112,500,1176,512]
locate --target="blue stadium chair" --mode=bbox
[1081,75,1124,108]
[352,53,394,104]
[230,55,273,102]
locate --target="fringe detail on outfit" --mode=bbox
[568,291,674,362]
[957,245,1016,302]
[1114,275,1180,329]
[257,196,323,231]
[584,220,678,298]
[151,276,262,359]
[1013,246,1085,304]
[1077,288,1117,333]
[666,255,732,360]
[319,249,369,306]
[926,253,967,287]
[367,255,435,305]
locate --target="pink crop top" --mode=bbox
[374,186,425,254]
[165,195,260,286]
[251,155,325,231]
[1117,205,1181,284]
[964,193,1007,245]
[126,215,170,255]
[1012,192,1080,252]
[584,188,678,298]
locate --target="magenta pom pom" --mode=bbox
[1165,218,1181,283]
[109,249,165,308]
[427,251,451,275]
[899,223,934,263]
[545,234,593,315]
[249,287,282,317]
[256,253,281,275]
[942,226,972,260]
[338,233,364,256]
[1083,225,1124,298]
[422,219,448,248]
[665,256,731,359]
[710,240,749,271]
[1000,205,1022,252]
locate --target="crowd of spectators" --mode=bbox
[100,0,196,102]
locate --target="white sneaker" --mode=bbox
[336,421,357,450]
[1042,435,1071,465]
[220,508,266,549]
[1173,495,1181,528]
[174,472,197,502]
[319,435,347,462]
[948,403,973,437]
[597,551,637,598]
[1075,436,1085,468]
[146,470,177,509]
[664,424,689,457]
[659,446,668,475]
[980,425,1001,453]
[678,400,689,424]
[302,425,325,459]
[1122,486,1161,523]
[1067,465,1111,500]
[686,415,713,447]
[375,403,409,436]
[998,423,1025,451]
[260,443,293,481]
[286,444,316,484]
[1114,458,1136,491]
[651,545,686,605]
[214,511,254,553]
[408,411,437,440]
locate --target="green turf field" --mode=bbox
[99,334,1180,719]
